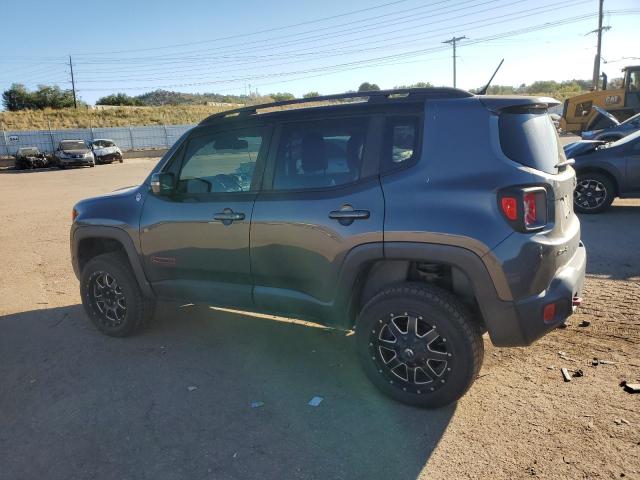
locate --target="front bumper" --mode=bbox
[483,241,586,347]
[60,157,94,166]
[96,152,121,162]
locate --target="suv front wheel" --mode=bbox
[574,172,615,214]
[81,252,155,337]
[356,283,484,408]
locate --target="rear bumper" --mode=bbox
[511,241,586,344]
[484,241,586,346]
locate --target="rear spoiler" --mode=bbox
[479,96,560,114]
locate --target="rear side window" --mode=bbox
[273,118,367,190]
[499,107,565,174]
[382,116,420,172]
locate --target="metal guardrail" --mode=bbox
[1,124,193,156]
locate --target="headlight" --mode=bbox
[84,152,92,158]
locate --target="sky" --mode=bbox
[1,0,639,105]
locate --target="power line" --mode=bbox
[70,0,587,82]
[73,0,499,64]
[71,0,413,55]
[76,11,637,92]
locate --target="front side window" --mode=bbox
[273,118,368,190]
[177,128,264,194]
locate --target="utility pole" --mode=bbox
[69,55,77,108]
[590,0,606,90]
[442,36,466,88]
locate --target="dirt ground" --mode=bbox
[0,158,638,480]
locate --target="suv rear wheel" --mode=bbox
[81,252,155,337]
[356,283,483,408]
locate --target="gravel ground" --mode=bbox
[0,158,638,480]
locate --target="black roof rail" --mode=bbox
[199,87,472,125]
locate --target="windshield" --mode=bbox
[611,129,640,147]
[18,148,38,155]
[60,141,87,150]
[621,112,640,126]
[93,140,115,147]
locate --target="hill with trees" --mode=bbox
[1,77,624,130]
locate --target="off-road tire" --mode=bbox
[574,172,615,214]
[356,283,484,408]
[81,252,155,337]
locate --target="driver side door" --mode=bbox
[140,124,270,309]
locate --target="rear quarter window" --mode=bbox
[499,107,565,174]
[382,116,421,173]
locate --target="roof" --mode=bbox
[199,87,472,125]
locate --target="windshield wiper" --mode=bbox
[556,158,575,168]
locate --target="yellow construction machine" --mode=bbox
[560,65,640,134]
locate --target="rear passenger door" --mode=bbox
[250,115,384,321]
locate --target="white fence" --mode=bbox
[1,124,194,156]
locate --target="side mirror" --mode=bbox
[150,172,175,195]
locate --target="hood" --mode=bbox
[592,106,620,127]
[564,140,605,158]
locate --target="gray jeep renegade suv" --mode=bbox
[70,88,586,408]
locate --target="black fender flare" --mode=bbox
[333,241,524,346]
[71,225,154,298]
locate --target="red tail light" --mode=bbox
[72,208,78,221]
[543,302,556,323]
[500,197,518,220]
[498,187,548,232]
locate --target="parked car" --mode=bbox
[55,140,95,169]
[565,129,640,213]
[70,89,586,408]
[14,147,49,170]
[91,139,123,164]
[581,107,640,141]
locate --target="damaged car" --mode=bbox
[55,140,95,169]
[565,130,640,213]
[14,147,49,170]
[581,107,640,142]
[91,139,123,164]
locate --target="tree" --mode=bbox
[395,81,434,89]
[2,83,76,110]
[2,83,32,111]
[303,91,320,98]
[357,82,380,92]
[97,93,144,106]
[269,92,295,102]
[31,85,76,109]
